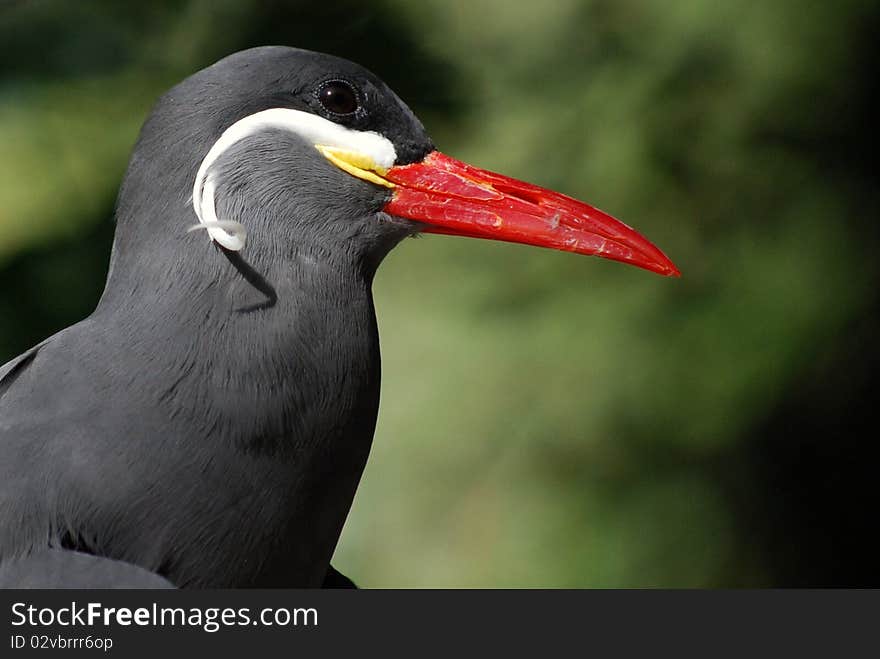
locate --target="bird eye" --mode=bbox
[317,80,359,116]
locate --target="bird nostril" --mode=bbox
[491,181,547,206]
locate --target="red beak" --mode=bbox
[382,151,679,277]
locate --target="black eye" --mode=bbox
[317,80,359,116]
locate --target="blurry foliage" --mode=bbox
[0,0,876,586]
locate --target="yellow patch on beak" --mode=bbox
[315,145,396,189]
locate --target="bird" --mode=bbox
[0,46,678,588]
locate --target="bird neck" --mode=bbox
[78,238,385,586]
[93,241,383,455]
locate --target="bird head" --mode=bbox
[112,46,678,287]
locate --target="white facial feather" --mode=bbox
[191,108,397,251]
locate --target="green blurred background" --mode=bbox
[1,0,877,587]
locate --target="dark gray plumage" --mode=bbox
[0,47,432,587]
[0,550,175,589]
